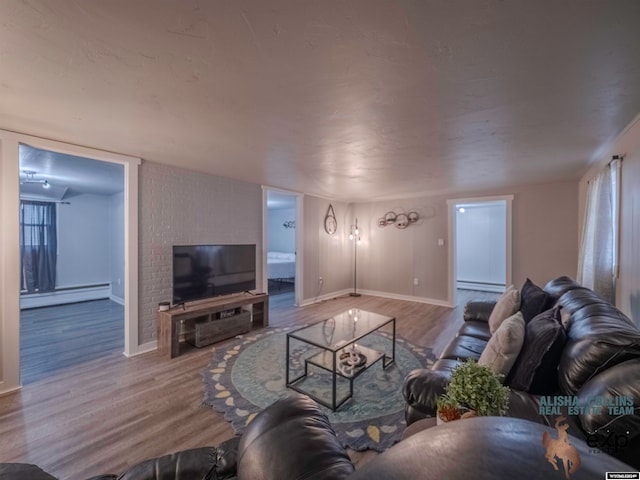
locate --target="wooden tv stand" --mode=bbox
[157,293,269,358]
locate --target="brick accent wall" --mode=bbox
[139,161,262,344]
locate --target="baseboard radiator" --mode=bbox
[456,280,506,293]
[20,283,111,309]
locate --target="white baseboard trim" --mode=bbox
[110,294,125,306]
[20,284,111,309]
[299,289,352,306]
[457,282,505,293]
[124,340,157,357]
[299,288,453,308]
[0,383,21,397]
[357,289,454,308]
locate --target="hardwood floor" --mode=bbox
[0,290,496,479]
[20,299,124,384]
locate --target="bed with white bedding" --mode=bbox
[267,251,296,280]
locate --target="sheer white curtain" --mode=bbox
[577,159,621,303]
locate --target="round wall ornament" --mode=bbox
[324,204,337,235]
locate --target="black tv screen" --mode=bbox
[172,244,256,304]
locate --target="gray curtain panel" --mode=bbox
[20,200,57,292]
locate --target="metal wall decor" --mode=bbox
[324,204,337,235]
[378,209,420,229]
[283,220,296,229]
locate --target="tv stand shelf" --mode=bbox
[158,293,269,358]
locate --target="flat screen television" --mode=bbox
[172,244,256,304]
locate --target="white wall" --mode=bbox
[456,202,506,287]
[267,207,296,253]
[56,194,111,288]
[300,196,351,302]
[109,191,125,302]
[353,199,449,302]
[352,180,579,305]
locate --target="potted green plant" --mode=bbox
[436,395,462,422]
[437,359,510,422]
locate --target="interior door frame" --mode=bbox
[262,187,304,307]
[0,130,140,394]
[446,195,513,307]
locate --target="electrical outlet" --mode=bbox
[413,278,420,286]
[319,277,324,283]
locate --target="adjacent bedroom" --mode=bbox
[18,144,125,384]
[266,191,297,303]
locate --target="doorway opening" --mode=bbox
[264,189,301,307]
[447,195,513,306]
[19,144,125,384]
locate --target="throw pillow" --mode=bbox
[507,306,567,394]
[519,278,555,323]
[478,312,525,378]
[488,285,521,334]
[559,306,572,330]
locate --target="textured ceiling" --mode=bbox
[2,0,640,201]
[19,145,124,200]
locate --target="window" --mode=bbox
[577,158,621,303]
[20,200,57,292]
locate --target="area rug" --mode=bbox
[201,326,436,451]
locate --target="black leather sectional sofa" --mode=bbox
[403,276,640,468]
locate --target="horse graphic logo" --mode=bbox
[542,416,582,479]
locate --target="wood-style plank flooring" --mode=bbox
[21,300,124,384]
[1,290,496,479]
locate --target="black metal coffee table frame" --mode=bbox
[285,310,396,411]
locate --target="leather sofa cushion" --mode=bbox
[488,285,520,334]
[439,335,487,361]
[505,391,586,439]
[431,358,464,374]
[349,416,633,480]
[478,312,525,377]
[519,278,554,323]
[456,320,491,341]
[507,307,566,394]
[576,358,640,441]
[0,464,57,480]
[557,289,640,395]
[543,275,587,300]
[403,368,451,418]
[463,301,496,322]
[113,445,238,480]
[559,288,632,321]
[237,393,354,480]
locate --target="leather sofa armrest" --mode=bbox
[577,358,640,442]
[463,301,496,323]
[110,441,240,480]
[237,393,354,480]
[402,368,450,423]
[349,417,634,480]
[0,464,57,480]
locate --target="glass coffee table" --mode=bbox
[285,308,396,411]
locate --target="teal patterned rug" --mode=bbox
[201,326,435,451]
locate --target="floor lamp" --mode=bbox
[349,218,361,297]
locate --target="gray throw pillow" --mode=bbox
[488,285,521,334]
[478,312,525,378]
